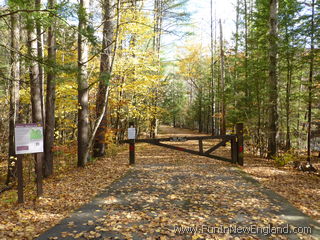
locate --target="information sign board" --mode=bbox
[15,124,44,154]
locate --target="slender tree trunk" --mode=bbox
[210,0,215,135]
[18,15,26,123]
[285,46,292,151]
[267,0,279,158]
[198,88,203,133]
[44,0,56,177]
[297,77,302,147]
[219,19,226,136]
[307,0,315,164]
[234,0,240,109]
[35,0,45,123]
[244,0,249,99]
[214,9,219,135]
[93,0,114,157]
[6,9,20,185]
[150,0,162,138]
[283,2,292,151]
[77,0,90,167]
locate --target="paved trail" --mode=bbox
[37,127,320,240]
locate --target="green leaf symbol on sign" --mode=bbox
[30,129,42,140]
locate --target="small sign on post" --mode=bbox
[14,123,44,203]
[128,126,136,165]
[128,127,136,140]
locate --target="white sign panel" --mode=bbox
[15,124,44,154]
[128,128,136,139]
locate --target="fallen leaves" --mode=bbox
[0,155,129,239]
[241,154,320,224]
[0,126,318,239]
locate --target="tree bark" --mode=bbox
[267,0,279,158]
[27,0,43,195]
[93,0,114,157]
[307,0,315,164]
[44,0,56,177]
[219,19,226,136]
[284,21,292,151]
[35,0,45,123]
[77,0,90,167]
[6,8,20,185]
[150,0,162,138]
[28,10,42,124]
[244,0,249,99]
[198,88,203,133]
[210,0,215,135]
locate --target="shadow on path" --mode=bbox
[36,162,320,240]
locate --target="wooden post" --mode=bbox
[199,140,203,154]
[35,153,43,196]
[17,155,24,203]
[236,123,244,166]
[129,139,135,165]
[231,137,237,164]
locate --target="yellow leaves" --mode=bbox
[192,234,204,240]
[18,86,33,110]
[67,221,75,227]
[86,220,94,226]
[104,196,118,204]
[0,155,129,239]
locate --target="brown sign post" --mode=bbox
[15,123,44,203]
[17,155,24,203]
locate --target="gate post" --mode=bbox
[231,137,237,164]
[199,140,203,154]
[236,123,244,166]
[128,122,136,165]
[129,139,135,165]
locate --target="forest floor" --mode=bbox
[0,126,319,239]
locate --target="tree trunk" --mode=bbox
[150,0,162,138]
[35,0,45,123]
[210,0,215,135]
[198,88,203,133]
[244,0,249,99]
[28,12,42,123]
[44,0,56,177]
[77,0,90,167]
[93,0,114,157]
[6,9,20,185]
[285,37,292,151]
[27,0,44,195]
[233,0,240,110]
[267,0,279,158]
[307,0,315,164]
[219,19,226,136]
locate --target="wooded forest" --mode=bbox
[0,0,320,239]
[0,0,319,184]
